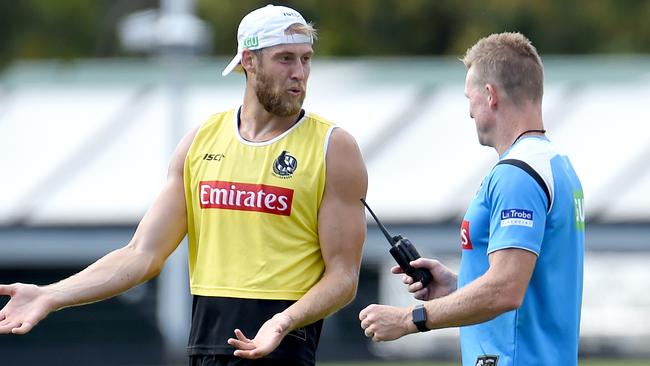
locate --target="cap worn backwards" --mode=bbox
[222,4,313,76]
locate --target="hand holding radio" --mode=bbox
[391,257,457,301]
[361,199,433,287]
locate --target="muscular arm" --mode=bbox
[360,247,537,341]
[423,248,537,329]
[282,127,368,327]
[229,127,368,358]
[0,127,198,334]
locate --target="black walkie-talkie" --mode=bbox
[361,198,433,287]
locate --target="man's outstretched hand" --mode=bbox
[227,313,293,359]
[0,283,54,335]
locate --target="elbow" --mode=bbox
[141,248,167,280]
[342,270,360,305]
[497,294,523,313]
[328,268,359,306]
[483,268,528,314]
[344,279,358,305]
[127,243,166,281]
[493,285,525,313]
[145,257,166,279]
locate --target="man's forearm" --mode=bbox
[44,244,161,311]
[423,277,508,330]
[424,248,536,330]
[281,269,358,330]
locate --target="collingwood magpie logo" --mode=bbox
[273,150,298,178]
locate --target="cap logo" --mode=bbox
[243,36,259,49]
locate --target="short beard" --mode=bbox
[254,69,304,117]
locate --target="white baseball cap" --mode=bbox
[221,4,313,76]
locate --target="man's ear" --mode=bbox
[241,49,256,74]
[485,83,499,108]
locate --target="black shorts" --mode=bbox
[189,354,306,366]
[187,296,322,366]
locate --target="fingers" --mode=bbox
[412,288,429,301]
[409,257,437,270]
[361,321,384,343]
[390,265,404,274]
[401,274,414,285]
[234,329,250,342]
[0,284,15,296]
[227,329,253,349]
[228,329,265,359]
[360,312,376,341]
[359,305,380,342]
[233,346,264,359]
[358,304,371,329]
[359,315,372,331]
[11,321,33,335]
[0,319,13,333]
[359,303,377,322]
[0,319,25,335]
[408,280,423,292]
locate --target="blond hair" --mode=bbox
[462,32,543,105]
[285,22,318,41]
[251,22,318,60]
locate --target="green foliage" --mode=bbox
[0,0,155,68]
[198,0,650,56]
[1,0,650,68]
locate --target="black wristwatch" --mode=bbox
[412,304,429,332]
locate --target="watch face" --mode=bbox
[412,305,425,322]
[412,304,428,331]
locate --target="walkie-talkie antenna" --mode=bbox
[360,199,433,287]
[360,198,396,246]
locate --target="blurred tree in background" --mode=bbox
[0,0,155,69]
[1,0,649,69]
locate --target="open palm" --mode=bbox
[0,283,52,335]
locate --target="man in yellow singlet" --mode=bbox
[0,5,368,366]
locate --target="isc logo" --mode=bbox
[203,153,225,162]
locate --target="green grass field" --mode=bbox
[319,360,650,366]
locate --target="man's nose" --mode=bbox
[291,61,306,81]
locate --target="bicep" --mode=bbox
[487,248,537,303]
[318,128,368,272]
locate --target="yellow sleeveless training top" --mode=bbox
[184,108,336,300]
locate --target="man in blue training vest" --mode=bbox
[359,32,585,366]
